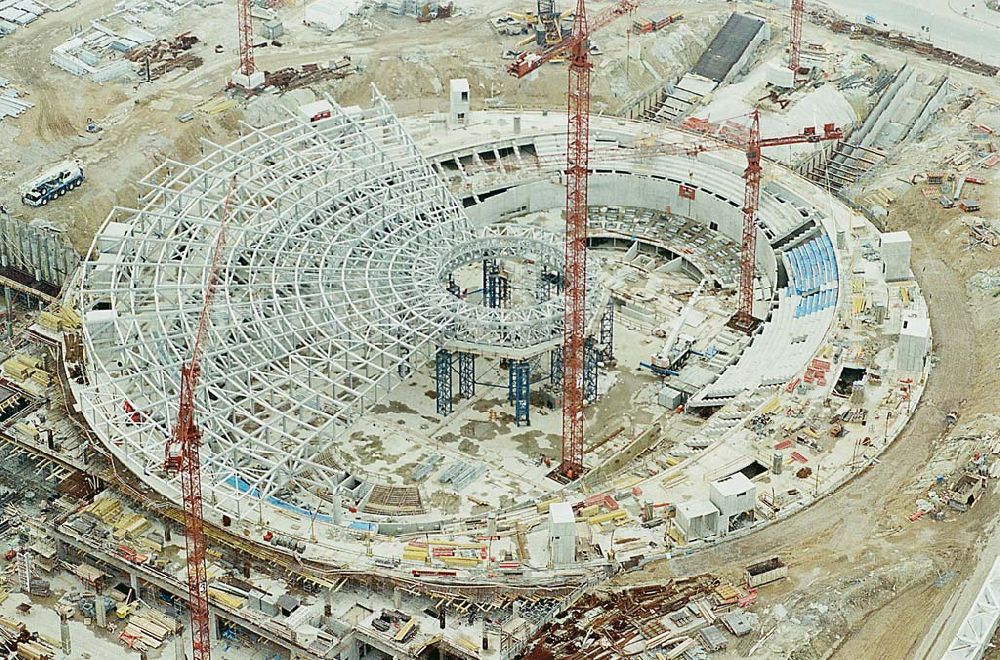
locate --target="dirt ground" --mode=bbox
[0,0,726,252]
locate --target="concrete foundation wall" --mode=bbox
[907,76,951,141]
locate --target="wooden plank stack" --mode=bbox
[0,615,58,660]
[121,607,179,650]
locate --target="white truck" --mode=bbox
[21,162,85,207]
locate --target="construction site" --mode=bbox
[1,0,1000,658]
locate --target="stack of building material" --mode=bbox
[121,608,178,650]
[698,624,727,651]
[85,495,124,524]
[111,513,150,540]
[631,11,682,33]
[194,96,237,116]
[37,306,81,333]
[2,354,39,381]
[438,460,487,491]
[0,616,57,659]
[1,354,51,388]
[0,78,33,122]
[402,541,429,562]
[0,0,47,28]
[12,422,39,441]
[362,484,423,515]
[208,586,246,609]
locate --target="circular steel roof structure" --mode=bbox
[72,88,604,512]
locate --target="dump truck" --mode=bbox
[21,162,85,207]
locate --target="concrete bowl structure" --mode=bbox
[65,88,930,581]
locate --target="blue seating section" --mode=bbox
[783,236,839,318]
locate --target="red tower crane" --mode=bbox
[238,0,254,79]
[507,0,640,480]
[164,175,238,660]
[529,111,842,329]
[789,0,804,74]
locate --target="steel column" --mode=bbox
[458,352,475,399]
[513,360,530,426]
[436,349,453,416]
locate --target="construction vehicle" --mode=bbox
[21,162,84,207]
[503,2,573,44]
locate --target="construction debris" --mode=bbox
[417,1,452,22]
[126,32,202,80]
[523,575,758,659]
[263,57,355,92]
[812,9,1000,77]
[631,11,682,35]
[0,78,33,122]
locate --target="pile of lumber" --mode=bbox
[2,354,40,382]
[0,615,58,659]
[111,512,150,540]
[84,496,123,524]
[121,607,179,650]
[38,306,81,332]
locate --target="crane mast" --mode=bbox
[789,0,804,74]
[164,175,238,660]
[732,110,762,332]
[237,0,254,78]
[507,0,639,479]
[559,0,591,480]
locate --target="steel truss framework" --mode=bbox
[73,87,605,513]
[945,557,1000,659]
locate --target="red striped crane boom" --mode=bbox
[507,0,640,480]
[164,175,238,660]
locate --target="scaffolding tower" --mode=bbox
[458,352,476,399]
[599,301,615,362]
[550,348,563,385]
[436,348,453,416]
[482,259,511,309]
[583,337,598,404]
[510,360,531,426]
